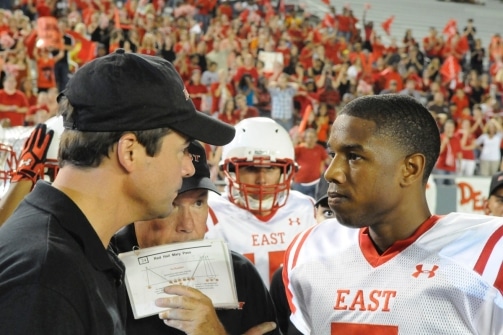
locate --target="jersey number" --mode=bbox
[243,250,285,283]
[331,322,398,334]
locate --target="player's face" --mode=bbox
[237,165,282,200]
[484,188,503,217]
[135,131,194,220]
[134,189,209,248]
[325,115,405,229]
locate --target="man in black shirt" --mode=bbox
[0,50,235,334]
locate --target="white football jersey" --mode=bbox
[206,190,317,286]
[284,213,503,335]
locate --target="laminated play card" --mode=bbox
[118,239,239,319]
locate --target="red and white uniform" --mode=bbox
[284,213,503,334]
[206,190,317,286]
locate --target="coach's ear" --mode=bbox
[400,153,425,187]
[116,133,140,173]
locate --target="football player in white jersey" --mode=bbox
[205,117,318,286]
[284,95,503,335]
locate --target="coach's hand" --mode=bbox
[243,321,277,335]
[157,285,228,335]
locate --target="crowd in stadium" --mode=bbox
[0,0,502,180]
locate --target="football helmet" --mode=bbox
[0,126,23,190]
[220,117,296,218]
[0,125,17,186]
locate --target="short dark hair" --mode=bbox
[57,97,172,168]
[339,94,440,183]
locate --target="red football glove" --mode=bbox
[11,124,54,183]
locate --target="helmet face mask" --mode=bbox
[220,117,296,218]
[0,143,17,186]
[223,157,295,216]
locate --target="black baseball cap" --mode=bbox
[180,140,219,194]
[489,171,503,197]
[315,194,328,207]
[59,49,235,146]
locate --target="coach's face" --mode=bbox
[134,189,209,247]
[324,115,405,229]
[133,132,194,220]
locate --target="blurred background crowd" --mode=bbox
[0,0,501,188]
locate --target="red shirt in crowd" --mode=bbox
[294,144,329,183]
[0,90,29,126]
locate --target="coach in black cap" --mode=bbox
[0,50,235,334]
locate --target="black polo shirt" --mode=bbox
[0,181,127,334]
[112,225,281,335]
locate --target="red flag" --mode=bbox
[298,105,312,134]
[440,56,461,84]
[321,13,336,28]
[381,15,394,36]
[278,0,285,14]
[457,35,469,55]
[322,0,330,5]
[24,29,37,58]
[442,19,457,37]
[66,30,97,66]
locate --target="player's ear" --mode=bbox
[116,133,140,172]
[482,198,491,215]
[400,153,425,187]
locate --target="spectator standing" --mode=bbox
[463,18,477,52]
[470,38,485,74]
[235,93,259,121]
[34,46,64,93]
[0,75,29,126]
[427,91,451,119]
[210,68,235,115]
[218,97,239,125]
[90,12,112,55]
[54,18,74,92]
[476,117,503,176]
[433,119,462,185]
[455,118,478,176]
[268,73,298,131]
[185,68,208,112]
[450,86,471,121]
[292,128,329,199]
[201,61,219,87]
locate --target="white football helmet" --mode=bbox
[221,117,296,217]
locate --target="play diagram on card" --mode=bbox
[119,239,239,319]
